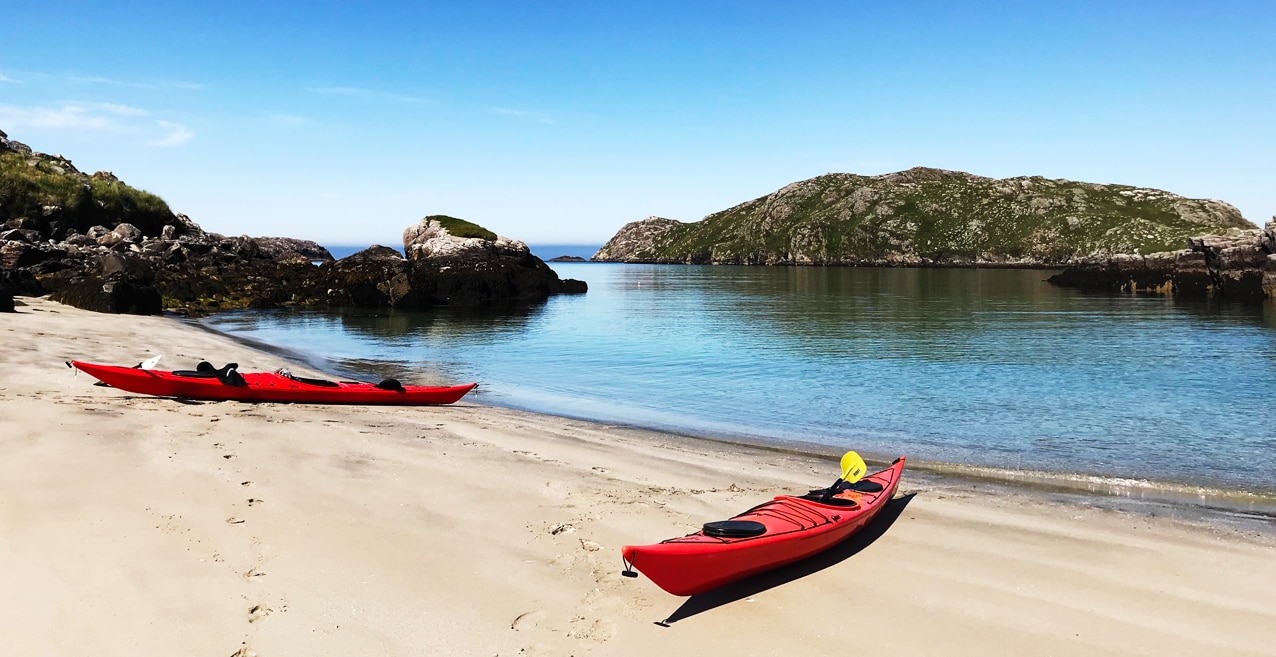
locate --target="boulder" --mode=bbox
[325,245,416,307]
[402,216,586,305]
[112,222,144,243]
[255,237,334,262]
[49,275,163,315]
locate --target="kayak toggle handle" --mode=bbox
[621,556,637,578]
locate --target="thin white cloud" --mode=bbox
[268,113,313,125]
[153,121,194,147]
[7,69,202,91]
[0,72,15,83]
[86,102,150,117]
[0,103,118,130]
[306,85,366,96]
[492,107,555,125]
[65,74,158,89]
[305,85,431,104]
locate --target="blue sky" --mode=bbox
[2,1,1273,246]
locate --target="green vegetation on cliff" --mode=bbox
[0,149,175,236]
[594,168,1254,265]
[425,214,498,241]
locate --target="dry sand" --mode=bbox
[2,296,1274,656]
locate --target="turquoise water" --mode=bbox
[202,264,1276,497]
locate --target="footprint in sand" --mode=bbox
[510,610,546,631]
[568,617,616,642]
[247,604,273,623]
[226,517,246,525]
[246,498,263,507]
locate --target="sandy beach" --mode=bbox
[2,296,1274,657]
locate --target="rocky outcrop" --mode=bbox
[592,217,686,262]
[402,216,586,305]
[1047,221,1276,301]
[1,130,587,314]
[2,132,184,240]
[254,237,334,262]
[593,168,1254,266]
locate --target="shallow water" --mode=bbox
[202,264,1276,498]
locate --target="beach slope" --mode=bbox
[2,297,1273,656]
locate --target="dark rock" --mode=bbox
[1,268,41,296]
[1049,226,1276,301]
[5,217,39,230]
[325,245,416,307]
[0,228,40,243]
[402,217,586,305]
[254,237,334,262]
[1,240,64,269]
[0,293,12,312]
[112,222,143,243]
[49,275,162,315]
[547,255,587,262]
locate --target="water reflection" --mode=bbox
[203,263,1276,493]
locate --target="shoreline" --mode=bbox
[192,306,1276,528]
[4,296,1275,656]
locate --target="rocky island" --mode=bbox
[0,129,585,314]
[594,167,1252,266]
[594,167,1274,300]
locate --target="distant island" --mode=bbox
[547,255,587,262]
[593,167,1253,266]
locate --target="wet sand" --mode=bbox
[3,296,1274,656]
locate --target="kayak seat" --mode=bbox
[292,376,341,388]
[216,364,246,387]
[799,492,860,506]
[842,480,884,493]
[375,378,406,392]
[171,362,245,386]
[172,369,219,378]
[703,520,767,538]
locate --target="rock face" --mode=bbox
[593,168,1254,266]
[1,131,586,314]
[402,216,587,304]
[1047,221,1276,301]
[1,132,182,240]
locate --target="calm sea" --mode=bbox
[201,264,1276,503]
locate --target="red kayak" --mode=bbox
[70,360,476,405]
[621,457,905,596]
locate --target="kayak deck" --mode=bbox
[622,457,905,596]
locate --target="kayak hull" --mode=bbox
[71,361,476,405]
[621,457,905,596]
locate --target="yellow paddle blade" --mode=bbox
[840,451,867,483]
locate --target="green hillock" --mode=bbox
[594,168,1254,265]
[0,149,175,236]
